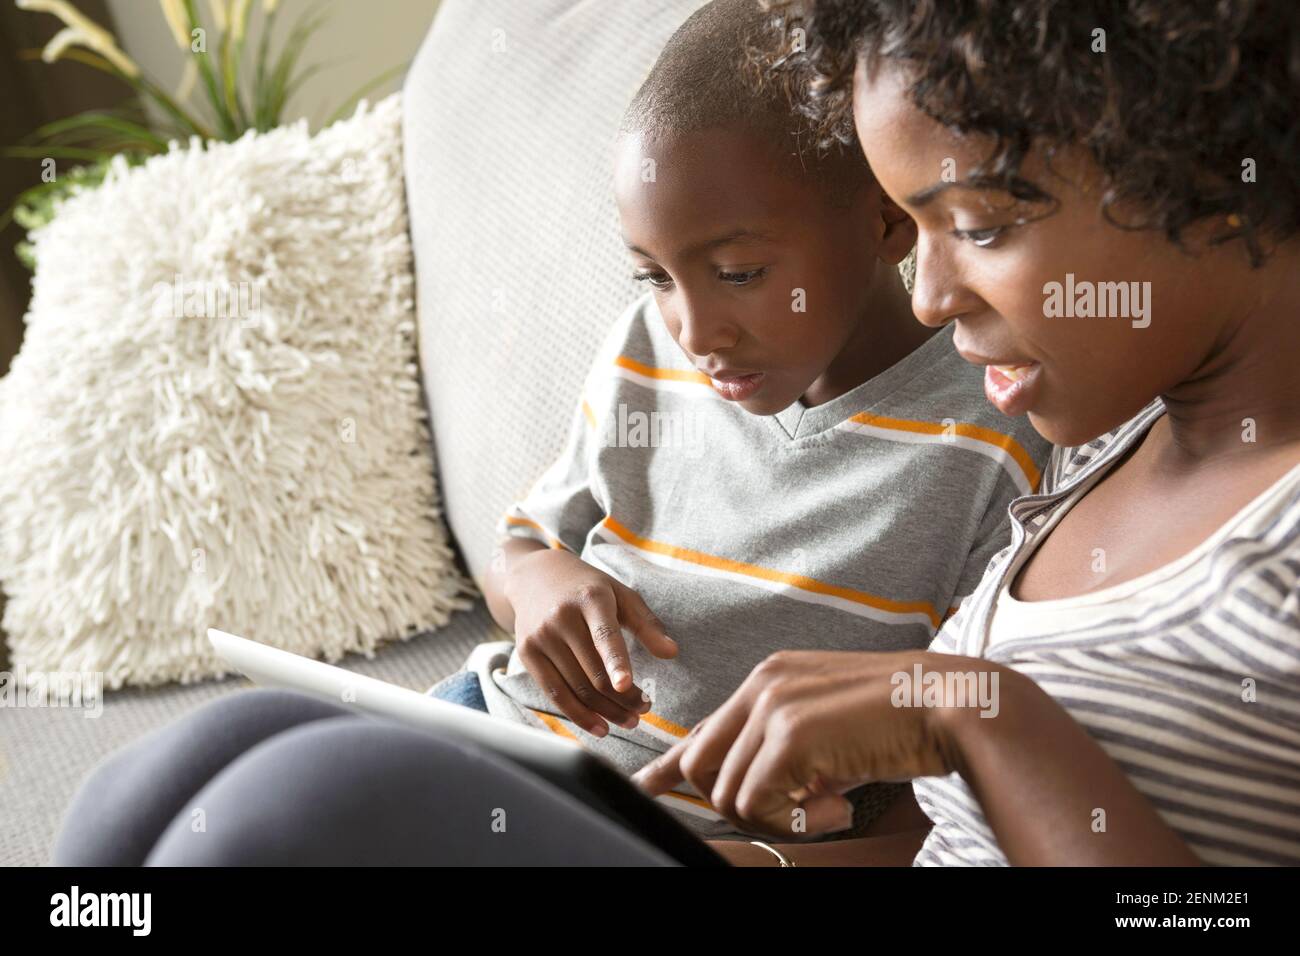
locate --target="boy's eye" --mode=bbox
[952,226,1006,248]
[718,267,767,285]
[632,270,672,290]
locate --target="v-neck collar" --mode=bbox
[769,325,955,441]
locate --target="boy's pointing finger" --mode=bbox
[615,585,678,659]
[578,586,635,693]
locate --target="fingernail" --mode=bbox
[611,668,630,689]
[589,722,608,738]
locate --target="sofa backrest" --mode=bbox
[403,0,710,583]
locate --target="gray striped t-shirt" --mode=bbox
[913,399,1300,865]
[474,292,1051,836]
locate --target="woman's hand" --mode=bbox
[637,647,1202,865]
[633,649,993,839]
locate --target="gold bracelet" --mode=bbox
[749,840,796,867]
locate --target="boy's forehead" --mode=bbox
[614,126,815,243]
[615,126,767,177]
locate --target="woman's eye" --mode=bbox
[718,267,767,285]
[633,271,672,289]
[952,226,1006,248]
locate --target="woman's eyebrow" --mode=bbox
[906,180,1013,208]
[905,182,956,207]
[906,177,1046,209]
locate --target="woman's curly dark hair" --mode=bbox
[758,0,1300,265]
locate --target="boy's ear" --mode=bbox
[877,190,917,266]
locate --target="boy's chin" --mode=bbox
[736,392,796,416]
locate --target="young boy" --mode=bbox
[431,0,1050,836]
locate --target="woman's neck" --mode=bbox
[1159,252,1300,466]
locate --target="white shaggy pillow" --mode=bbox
[0,94,473,688]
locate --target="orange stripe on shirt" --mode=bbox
[663,790,719,813]
[504,514,567,550]
[581,399,596,429]
[530,709,580,741]
[614,355,712,385]
[600,515,942,630]
[848,411,1043,491]
[641,711,690,739]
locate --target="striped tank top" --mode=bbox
[913,399,1300,865]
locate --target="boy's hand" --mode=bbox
[503,548,678,736]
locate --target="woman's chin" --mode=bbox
[1027,406,1142,450]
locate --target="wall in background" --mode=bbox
[106,0,441,132]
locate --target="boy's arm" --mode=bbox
[482,305,677,730]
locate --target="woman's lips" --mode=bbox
[708,371,766,402]
[983,362,1042,416]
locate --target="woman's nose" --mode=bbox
[910,235,979,328]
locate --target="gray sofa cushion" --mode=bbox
[403,0,709,582]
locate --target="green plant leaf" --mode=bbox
[182,0,236,138]
[253,3,280,130]
[24,112,169,152]
[35,46,215,140]
[264,1,333,127]
[1,145,109,161]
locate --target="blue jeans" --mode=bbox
[427,670,490,712]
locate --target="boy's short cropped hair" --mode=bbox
[621,0,870,202]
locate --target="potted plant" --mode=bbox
[4,0,404,269]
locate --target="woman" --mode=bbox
[635,0,1300,866]
[55,0,1299,866]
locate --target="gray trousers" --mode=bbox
[52,688,678,866]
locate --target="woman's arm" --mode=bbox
[939,667,1202,866]
[635,650,1202,865]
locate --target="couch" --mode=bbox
[0,0,712,866]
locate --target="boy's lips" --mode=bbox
[701,367,766,401]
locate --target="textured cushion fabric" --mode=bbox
[404,0,711,583]
[0,95,473,689]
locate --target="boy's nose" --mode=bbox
[674,302,739,358]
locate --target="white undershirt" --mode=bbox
[988,460,1300,647]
